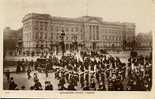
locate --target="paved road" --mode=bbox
[4,70,129,90]
[3,71,59,90]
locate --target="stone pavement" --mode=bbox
[3,71,59,90]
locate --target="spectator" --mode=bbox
[9,77,17,90]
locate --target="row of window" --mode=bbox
[51,26,81,33]
[140,43,151,47]
[103,42,121,47]
[34,25,48,31]
[55,35,78,41]
[102,36,121,41]
[24,24,31,31]
[24,34,122,41]
[24,44,49,48]
[103,29,122,34]
[33,21,48,31]
[23,33,33,41]
[33,27,123,35]
[35,32,48,39]
[23,42,50,48]
[35,21,48,26]
[24,42,121,48]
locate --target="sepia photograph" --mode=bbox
[1,0,153,93]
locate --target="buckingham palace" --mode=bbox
[8,13,136,55]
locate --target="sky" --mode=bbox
[0,0,154,33]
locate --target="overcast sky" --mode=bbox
[0,0,154,33]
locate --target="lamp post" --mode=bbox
[60,29,65,56]
[73,35,78,51]
[36,44,39,56]
[40,44,44,57]
[50,41,53,54]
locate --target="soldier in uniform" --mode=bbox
[5,69,10,82]
[27,66,31,79]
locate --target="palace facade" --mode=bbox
[22,13,135,55]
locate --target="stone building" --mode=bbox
[22,13,135,55]
[22,13,51,55]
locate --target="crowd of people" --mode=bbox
[5,51,152,91]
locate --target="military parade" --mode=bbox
[4,49,152,91]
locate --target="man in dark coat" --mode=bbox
[58,83,67,90]
[16,60,21,73]
[45,81,53,90]
[68,82,76,90]
[9,77,17,90]
[34,79,42,90]
[27,66,31,79]
[83,80,90,90]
